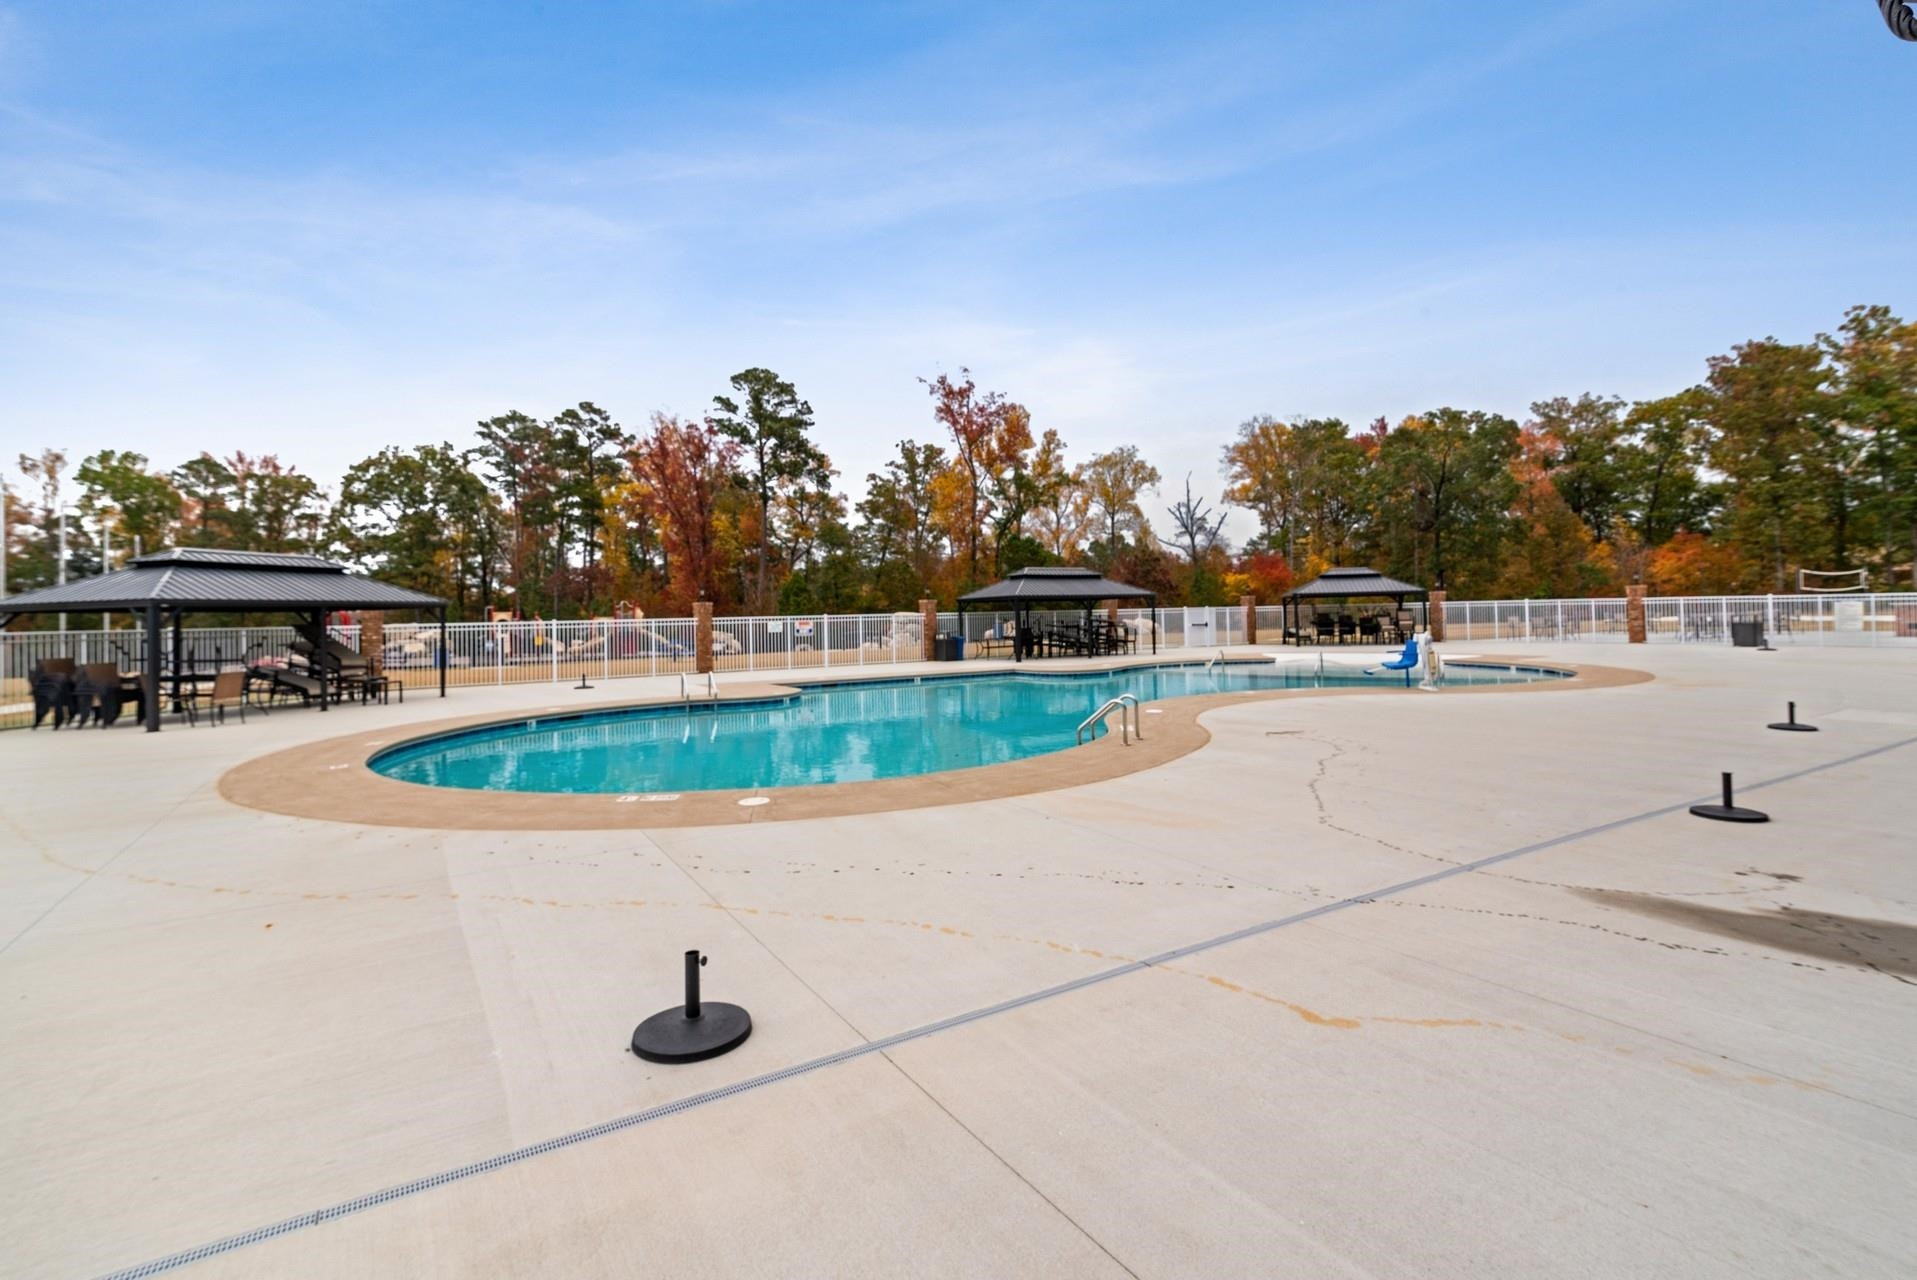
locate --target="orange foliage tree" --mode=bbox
[629,414,742,613]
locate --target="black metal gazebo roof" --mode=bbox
[957,565,1157,605]
[1282,567,1427,600]
[0,547,447,731]
[0,547,445,617]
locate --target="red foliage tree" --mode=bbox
[629,414,741,613]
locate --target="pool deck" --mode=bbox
[2,642,1914,1278]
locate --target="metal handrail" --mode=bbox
[1114,692,1143,740]
[1076,696,1136,746]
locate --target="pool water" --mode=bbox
[370,661,1563,795]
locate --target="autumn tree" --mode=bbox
[75,451,182,561]
[629,413,741,612]
[1703,339,1829,589]
[1372,409,1519,591]
[1220,415,1300,560]
[1082,445,1161,567]
[1027,430,1092,561]
[1160,474,1230,602]
[1822,305,1917,586]
[711,368,831,611]
[920,369,1031,586]
[337,443,503,615]
[856,440,947,603]
[1527,394,1632,542]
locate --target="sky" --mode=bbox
[2,1,1914,540]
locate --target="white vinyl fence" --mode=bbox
[6,594,1913,728]
[1442,593,1917,646]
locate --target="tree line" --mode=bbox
[5,304,1913,624]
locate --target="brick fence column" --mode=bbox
[919,599,938,662]
[1428,591,1446,642]
[1241,595,1257,645]
[358,611,384,675]
[1626,584,1647,644]
[693,601,714,673]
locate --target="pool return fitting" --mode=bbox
[632,950,753,1063]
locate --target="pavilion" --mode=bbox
[1280,566,1428,645]
[0,547,447,731]
[956,566,1157,662]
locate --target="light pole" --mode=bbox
[57,504,69,632]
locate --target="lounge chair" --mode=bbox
[252,663,324,707]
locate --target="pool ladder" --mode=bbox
[1076,693,1143,746]
[680,672,718,704]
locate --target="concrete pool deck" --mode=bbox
[2,642,1914,1277]
[216,653,1644,829]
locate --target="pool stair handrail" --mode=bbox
[1076,695,1141,746]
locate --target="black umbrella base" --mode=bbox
[632,1003,752,1063]
[1766,722,1817,732]
[1689,803,1769,824]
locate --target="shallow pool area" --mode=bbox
[370,660,1564,795]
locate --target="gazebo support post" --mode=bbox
[1150,595,1158,655]
[144,604,162,732]
[170,608,184,712]
[315,610,328,712]
[438,606,448,697]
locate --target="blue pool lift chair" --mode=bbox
[1367,634,1422,686]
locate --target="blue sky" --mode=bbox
[2,1,1913,537]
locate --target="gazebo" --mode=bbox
[956,566,1157,662]
[1280,566,1428,645]
[0,547,448,731]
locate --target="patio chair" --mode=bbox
[1357,615,1383,643]
[1335,616,1358,644]
[29,660,79,729]
[183,669,250,725]
[1312,613,1339,644]
[76,663,137,727]
[1393,610,1417,642]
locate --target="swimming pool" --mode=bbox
[370,661,1565,795]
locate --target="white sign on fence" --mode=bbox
[794,619,814,638]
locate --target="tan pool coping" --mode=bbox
[217,654,1650,829]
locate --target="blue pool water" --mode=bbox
[371,661,1564,795]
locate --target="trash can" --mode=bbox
[933,633,965,661]
[1730,618,1764,648]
